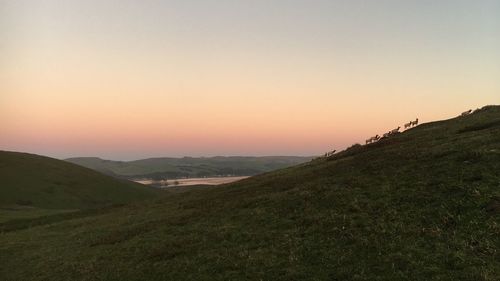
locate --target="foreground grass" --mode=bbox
[0,207,75,223]
[1,106,499,280]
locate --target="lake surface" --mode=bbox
[133,176,249,187]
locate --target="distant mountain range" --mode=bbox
[65,156,314,180]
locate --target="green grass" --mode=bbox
[0,151,159,211]
[0,206,75,223]
[1,105,499,280]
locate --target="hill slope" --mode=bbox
[65,156,313,180]
[1,106,499,280]
[0,151,159,210]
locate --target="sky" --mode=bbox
[1,0,499,160]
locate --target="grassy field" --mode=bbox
[65,156,313,180]
[1,106,499,280]
[0,151,159,211]
[0,206,75,223]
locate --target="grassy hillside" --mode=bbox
[0,151,159,210]
[1,105,499,280]
[65,156,313,179]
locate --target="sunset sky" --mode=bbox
[1,0,499,160]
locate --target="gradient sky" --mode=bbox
[1,0,499,160]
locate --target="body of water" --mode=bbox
[133,176,249,187]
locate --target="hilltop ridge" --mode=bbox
[65,155,313,180]
[0,151,159,210]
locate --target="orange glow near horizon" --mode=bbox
[1,1,499,160]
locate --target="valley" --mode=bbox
[1,106,499,280]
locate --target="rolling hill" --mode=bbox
[0,151,159,210]
[1,105,499,280]
[65,156,313,180]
